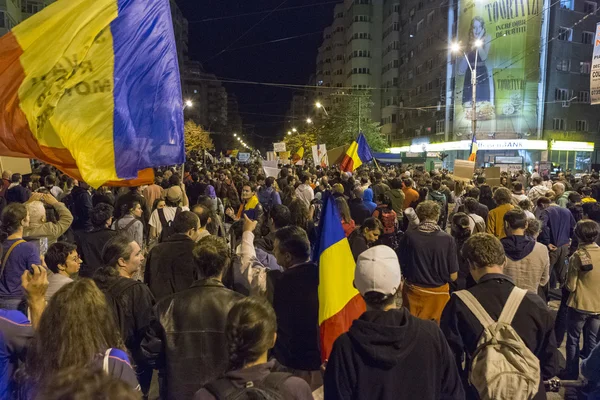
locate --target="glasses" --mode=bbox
[69,255,82,262]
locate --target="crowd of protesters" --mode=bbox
[0,160,600,399]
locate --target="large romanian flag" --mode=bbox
[340,132,373,172]
[317,194,366,360]
[0,0,185,187]
[468,135,478,162]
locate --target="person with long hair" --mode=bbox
[20,279,139,398]
[348,217,383,261]
[458,16,493,108]
[288,199,317,245]
[114,200,144,249]
[0,203,40,310]
[336,197,355,237]
[451,213,474,290]
[478,184,496,211]
[195,297,312,399]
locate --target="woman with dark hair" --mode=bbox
[114,200,144,249]
[336,197,355,237]
[450,213,474,290]
[563,220,600,379]
[348,217,383,261]
[195,297,312,400]
[288,199,317,245]
[20,279,139,398]
[281,185,297,208]
[152,198,166,213]
[478,184,497,211]
[0,203,40,310]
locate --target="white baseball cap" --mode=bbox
[354,245,401,297]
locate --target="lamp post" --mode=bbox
[315,102,329,116]
[452,40,482,142]
[183,99,193,110]
[306,118,312,124]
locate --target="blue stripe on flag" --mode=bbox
[111,0,185,179]
[356,132,373,163]
[318,194,347,257]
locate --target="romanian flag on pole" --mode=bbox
[317,194,366,360]
[292,146,304,164]
[340,132,373,172]
[468,135,478,162]
[0,0,185,187]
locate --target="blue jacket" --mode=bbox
[363,188,377,214]
[538,205,576,248]
[0,310,33,399]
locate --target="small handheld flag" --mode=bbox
[468,135,478,162]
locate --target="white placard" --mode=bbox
[273,142,286,152]
[311,144,329,167]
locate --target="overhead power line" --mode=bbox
[189,1,339,23]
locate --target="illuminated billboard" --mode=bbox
[453,0,542,137]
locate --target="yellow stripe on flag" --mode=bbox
[318,238,360,325]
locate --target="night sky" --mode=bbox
[174,0,335,147]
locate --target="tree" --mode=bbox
[314,92,388,152]
[283,127,317,156]
[184,120,214,155]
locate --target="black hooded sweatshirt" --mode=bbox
[501,235,536,261]
[324,308,464,400]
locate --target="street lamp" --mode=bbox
[306,118,312,124]
[233,133,237,137]
[315,101,329,116]
[184,100,193,109]
[287,131,292,136]
[452,41,482,143]
[292,128,297,132]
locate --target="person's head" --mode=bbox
[574,219,600,245]
[152,198,166,212]
[431,180,441,191]
[476,176,486,186]
[525,218,541,239]
[360,217,383,243]
[464,197,479,214]
[552,182,565,196]
[584,202,600,222]
[512,182,523,193]
[479,184,493,199]
[354,245,401,311]
[518,198,532,212]
[165,186,183,207]
[569,192,582,204]
[1,203,29,238]
[26,200,46,225]
[462,233,506,282]
[37,368,140,400]
[241,183,257,202]
[126,200,143,219]
[265,176,275,188]
[269,204,291,231]
[451,213,471,241]
[193,236,231,280]
[469,16,485,40]
[390,178,403,190]
[332,183,344,196]
[91,203,114,228]
[45,242,81,276]
[191,204,211,229]
[300,173,311,185]
[44,174,56,188]
[536,197,551,210]
[352,187,364,200]
[335,197,352,224]
[493,187,512,205]
[273,226,311,268]
[226,297,277,371]
[582,186,593,197]
[415,200,440,223]
[1,170,11,180]
[466,187,481,200]
[11,173,21,183]
[288,199,310,230]
[374,171,383,182]
[173,211,202,241]
[503,208,528,236]
[101,235,144,277]
[25,279,124,386]
[532,176,542,186]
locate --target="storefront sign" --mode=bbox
[591,22,600,104]
[477,140,547,150]
[550,141,594,152]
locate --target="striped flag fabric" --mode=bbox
[340,132,373,172]
[317,194,366,360]
[292,146,304,164]
[0,0,185,187]
[468,135,478,162]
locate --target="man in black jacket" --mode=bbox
[440,233,559,400]
[268,226,321,390]
[325,245,464,400]
[141,236,243,400]
[145,210,208,300]
[93,234,155,398]
[5,174,29,204]
[76,203,117,277]
[348,187,371,226]
[67,182,94,232]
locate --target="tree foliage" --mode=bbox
[184,120,214,154]
[313,92,388,152]
[282,127,317,155]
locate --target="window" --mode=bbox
[555,88,569,101]
[436,119,444,133]
[393,4,400,12]
[354,15,370,22]
[580,61,591,74]
[408,70,413,80]
[582,31,594,44]
[416,19,424,32]
[558,27,573,41]
[578,91,590,103]
[0,11,5,29]
[556,59,570,71]
[427,11,435,24]
[560,0,573,9]
[584,1,597,13]
[576,120,588,131]
[553,118,566,130]
[391,114,397,123]
[22,1,41,14]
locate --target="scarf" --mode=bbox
[418,221,441,233]
[237,195,259,219]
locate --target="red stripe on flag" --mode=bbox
[339,155,354,173]
[319,293,366,361]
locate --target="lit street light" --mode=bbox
[306,118,312,124]
[233,133,237,137]
[183,99,193,110]
[292,128,297,132]
[315,101,329,116]
[287,131,292,136]
[451,41,483,143]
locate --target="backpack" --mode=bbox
[104,278,139,340]
[116,218,139,234]
[204,372,292,400]
[468,215,485,234]
[376,207,396,235]
[454,288,541,400]
[158,207,182,243]
[258,187,275,212]
[428,191,447,216]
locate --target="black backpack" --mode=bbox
[158,207,182,243]
[104,278,139,340]
[204,372,292,400]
